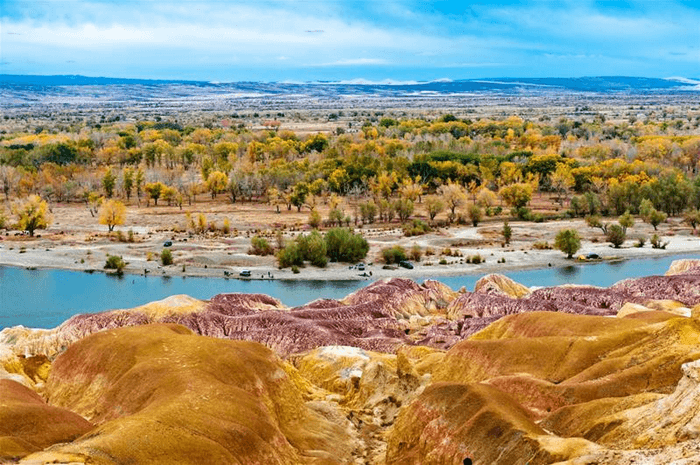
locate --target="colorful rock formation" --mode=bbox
[22,324,354,465]
[3,260,700,464]
[0,379,92,462]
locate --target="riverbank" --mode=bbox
[1,215,698,281]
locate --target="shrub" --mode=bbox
[532,241,552,250]
[277,242,304,268]
[291,265,300,274]
[409,245,422,262]
[606,224,626,248]
[512,207,530,220]
[439,258,448,265]
[277,231,328,268]
[502,221,512,245]
[104,254,125,273]
[651,233,669,249]
[381,245,407,264]
[467,204,482,227]
[127,229,135,242]
[325,227,369,263]
[161,249,174,265]
[469,254,484,264]
[308,210,322,229]
[250,235,274,256]
[635,237,646,248]
[403,219,431,237]
[296,231,328,267]
[554,229,581,258]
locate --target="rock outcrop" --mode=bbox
[473,273,531,298]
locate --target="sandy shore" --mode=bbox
[1,215,698,281]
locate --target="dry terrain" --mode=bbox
[1,197,699,281]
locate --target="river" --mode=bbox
[1,253,698,329]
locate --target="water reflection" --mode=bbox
[556,265,581,277]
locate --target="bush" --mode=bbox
[651,233,669,249]
[325,227,369,263]
[250,235,274,256]
[297,231,328,267]
[291,265,300,274]
[161,248,174,265]
[104,254,125,273]
[532,241,552,250]
[277,242,304,268]
[381,245,407,264]
[467,204,482,227]
[308,210,322,229]
[409,244,422,262]
[439,258,448,265]
[554,229,581,258]
[512,207,531,220]
[606,224,626,248]
[277,231,328,268]
[403,219,431,237]
[469,254,483,264]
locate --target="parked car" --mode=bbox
[239,270,251,277]
[163,240,173,247]
[398,260,414,269]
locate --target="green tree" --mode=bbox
[618,210,635,234]
[502,221,512,245]
[291,182,309,212]
[467,204,482,227]
[554,229,581,258]
[606,224,626,248]
[13,195,51,236]
[425,196,445,221]
[684,209,700,232]
[102,169,116,198]
[122,167,134,200]
[144,182,165,206]
[393,198,414,223]
[640,199,666,230]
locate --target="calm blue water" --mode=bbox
[1,252,698,329]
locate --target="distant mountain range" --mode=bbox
[1,74,699,94]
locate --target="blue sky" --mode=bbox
[1,0,698,82]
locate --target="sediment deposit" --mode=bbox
[3,259,700,464]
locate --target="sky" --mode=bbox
[1,0,699,82]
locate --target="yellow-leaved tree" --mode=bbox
[14,194,52,236]
[99,199,126,232]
